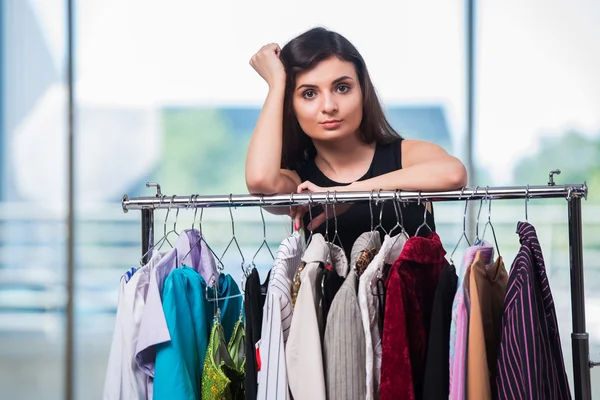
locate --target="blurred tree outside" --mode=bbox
[157,108,250,195]
[512,130,600,203]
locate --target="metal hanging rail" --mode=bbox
[121,181,593,399]
[122,183,587,211]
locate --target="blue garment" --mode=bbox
[153,267,242,400]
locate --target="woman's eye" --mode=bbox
[302,90,316,99]
[337,84,350,93]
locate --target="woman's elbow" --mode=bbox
[449,161,468,189]
[245,175,280,196]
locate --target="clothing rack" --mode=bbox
[122,182,595,400]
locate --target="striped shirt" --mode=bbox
[496,222,571,399]
[257,232,302,400]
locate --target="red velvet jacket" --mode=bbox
[380,232,448,400]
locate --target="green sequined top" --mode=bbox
[201,316,245,399]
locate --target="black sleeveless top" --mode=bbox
[296,138,436,259]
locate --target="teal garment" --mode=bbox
[153,267,243,400]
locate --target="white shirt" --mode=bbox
[103,251,165,400]
[358,233,407,400]
[257,232,302,400]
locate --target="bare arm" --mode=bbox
[245,82,299,196]
[344,140,467,192]
[297,139,467,194]
[245,44,300,215]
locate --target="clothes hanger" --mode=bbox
[206,276,244,303]
[138,195,174,264]
[387,190,404,237]
[414,191,434,237]
[249,196,275,274]
[180,194,225,272]
[156,195,180,252]
[219,194,246,276]
[388,190,410,247]
[324,191,333,262]
[480,186,501,258]
[330,191,344,251]
[364,190,379,251]
[449,187,473,265]
[372,189,388,236]
[369,189,398,296]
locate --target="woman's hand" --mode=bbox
[249,43,286,88]
[295,181,352,231]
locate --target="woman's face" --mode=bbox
[292,57,363,142]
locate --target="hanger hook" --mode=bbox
[191,194,199,231]
[259,195,267,242]
[199,197,205,233]
[163,195,172,237]
[377,189,386,233]
[397,190,405,229]
[392,190,400,221]
[525,185,530,221]
[172,197,180,235]
[324,191,330,240]
[475,187,484,241]
[333,190,339,234]
[228,193,236,236]
[369,190,375,231]
[306,192,315,245]
[289,192,294,234]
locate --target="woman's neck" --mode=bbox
[312,134,376,184]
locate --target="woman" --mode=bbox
[245,27,467,258]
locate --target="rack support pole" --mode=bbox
[141,209,154,265]
[568,196,591,399]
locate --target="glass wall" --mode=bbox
[1,0,68,398]
[1,0,598,398]
[475,0,600,392]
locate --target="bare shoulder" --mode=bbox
[401,139,452,167]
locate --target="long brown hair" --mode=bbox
[279,27,402,170]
